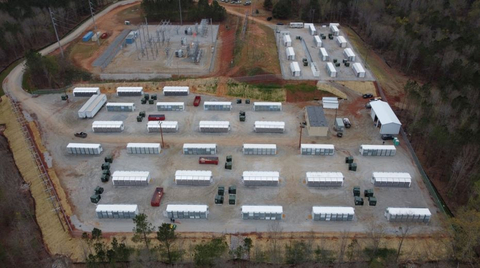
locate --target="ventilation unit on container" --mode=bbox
[96,204,138,219]
[199,121,230,133]
[243,144,277,155]
[253,102,282,111]
[67,143,103,155]
[372,172,412,187]
[384,207,431,223]
[106,102,136,112]
[73,87,100,97]
[156,102,185,111]
[111,171,151,186]
[147,121,179,133]
[164,204,209,219]
[203,101,232,111]
[242,171,280,186]
[183,143,217,155]
[306,172,344,187]
[78,94,107,119]
[359,145,396,156]
[92,121,124,133]
[116,87,143,96]
[175,170,213,186]
[254,121,285,133]
[163,86,189,96]
[241,205,283,220]
[312,206,354,221]
[126,143,161,154]
[300,144,334,155]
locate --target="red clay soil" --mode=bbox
[211,21,236,77]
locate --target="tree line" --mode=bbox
[141,0,227,23]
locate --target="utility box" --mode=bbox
[353,186,360,197]
[139,111,146,117]
[101,162,110,170]
[90,194,101,204]
[229,194,236,205]
[354,196,364,206]
[215,195,224,204]
[104,155,113,163]
[137,116,143,122]
[149,99,154,105]
[245,99,250,104]
[102,169,110,176]
[101,174,110,182]
[226,155,233,162]
[349,162,357,171]
[151,94,157,100]
[225,162,232,170]
[94,186,104,195]
[345,156,353,164]
[229,186,236,194]
[218,186,225,196]
[364,189,374,197]
[368,196,377,206]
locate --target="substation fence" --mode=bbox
[93,29,131,70]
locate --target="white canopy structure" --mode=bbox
[370,101,401,135]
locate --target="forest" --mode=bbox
[141,0,227,22]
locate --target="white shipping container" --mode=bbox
[112,171,151,186]
[156,102,185,111]
[283,34,292,47]
[243,144,277,155]
[73,87,100,97]
[286,47,295,60]
[96,204,138,219]
[126,143,161,154]
[310,62,320,77]
[343,48,356,61]
[385,207,431,223]
[242,171,280,186]
[163,86,190,96]
[242,205,283,220]
[165,204,209,219]
[314,35,322,47]
[67,143,103,155]
[147,121,179,133]
[323,97,339,109]
[254,121,285,133]
[372,172,412,187]
[309,24,317,35]
[203,101,232,111]
[175,170,213,186]
[326,62,337,78]
[336,36,347,47]
[330,24,340,36]
[306,172,344,187]
[359,145,396,156]
[199,121,230,133]
[92,121,124,133]
[78,94,107,118]
[116,87,143,96]
[300,144,334,156]
[289,22,304,28]
[352,63,366,78]
[253,102,282,111]
[183,143,217,155]
[312,206,354,221]
[319,47,329,61]
[290,61,301,77]
[106,102,136,112]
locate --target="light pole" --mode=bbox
[298,122,306,149]
[159,121,165,148]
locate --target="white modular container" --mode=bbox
[330,24,340,36]
[116,87,143,96]
[242,171,280,186]
[156,102,185,111]
[326,62,337,78]
[78,94,107,118]
[312,206,354,221]
[96,204,138,219]
[343,48,356,61]
[319,47,329,61]
[203,101,232,111]
[254,121,285,133]
[112,171,151,186]
[329,23,340,28]
[199,121,230,133]
[306,172,344,187]
[286,47,295,60]
[289,22,304,28]
[352,63,366,78]
[163,86,189,96]
[336,36,347,47]
[311,62,320,77]
[300,144,334,156]
[67,143,103,155]
[359,145,396,156]
[385,207,431,223]
[309,24,317,35]
[183,143,217,155]
[126,143,161,154]
[243,144,277,155]
[165,204,209,219]
[106,102,135,112]
[241,205,283,220]
[290,61,301,77]
[314,35,322,47]
[280,30,290,36]
[253,102,282,111]
[92,121,124,133]
[283,34,292,47]
[73,87,100,97]
[372,172,412,188]
[175,170,213,186]
[147,121,179,133]
[322,97,339,109]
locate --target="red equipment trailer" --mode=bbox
[151,187,164,207]
[148,114,166,121]
[199,156,219,165]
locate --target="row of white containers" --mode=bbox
[73,86,191,97]
[96,204,431,223]
[325,62,365,78]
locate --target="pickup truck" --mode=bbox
[151,187,164,207]
[193,96,201,107]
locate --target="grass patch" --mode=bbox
[0,59,23,96]
[227,80,285,101]
[68,42,98,61]
[22,71,34,93]
[284,83,317,93]
[233,16,244,66]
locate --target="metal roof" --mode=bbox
[78,94,106,113]
[243,143,277,149]
[127,143,161,149]
[306,106,328,127]
[370,101,401,125]
[166,204,208,212]
[67,143,101,149]
[106,102,135,107]
[183,143,216,149]
[312,206,354,214]
[156,102,184,106]
[301,144,334,149]
[360,144,396,150]
[241,205,283,214]
[386,207,431,216]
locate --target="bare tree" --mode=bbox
[364,220,386,260]
[395,223,416,263]
[448,145,480,195]
[268,221,283,263]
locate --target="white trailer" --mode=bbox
[289,22,304,28]
[326,62,337,78]
[175,170,213,186]
[183,143,217,155]
[106,102,136,112]
[96,204,138,219]
[92,121,124,133]
[165,204,209,219]
[73,87,100,97]
[242,205,283,220]
[310,62,320,77]
[283,34,292,47]
[352,63,366,78]
[67,143,103,155]
[312,206,354,221]
[147,121,179,133]
[78,94,107,118]
[300,144,334,156]
[372,172,412,187]
[314,35,322,47]
[253,102,282,111]
[319,47,329,61]
[286,47,295,60]
[127,143,161,154]
[359,145,396,156]
[384,207,431,223]
[330,24,340,36]
[290,61,301,77]
[156,102,185,111]
[254,121,285,133]
[343,48,356,61]
[336,36,347,47]
[199,121,230,133]
[306,172,344,187]
[116,87,143,96]
[309,24,317,35]
[329,23,340,28]
[203,101,232,111]
[242,171,280,186]
[243,144,277,155]
[112,171,151,186]
[163,86,189,96]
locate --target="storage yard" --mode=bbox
[32,87,439,234]
[276,23,375,81]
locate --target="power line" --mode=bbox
[48,7,64,58]
[89,0,100,46]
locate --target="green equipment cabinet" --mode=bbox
[137,116,143,122]
[228,186,236,195]
[353,186,360,197]
[345,156,354,164]
[354,196,364,206]
[349,163,357,171]
[218,186,225,196]
[151,94,157,100]
[90,194,101,203]
[141,98,147,104]
[101,174,110,183]
[139,111,146,117]
[229,194,236,205]
[225,162,232,170]
[239,111,246,122]
[101,162,110,170]
[236,99,242,104]
[226,155,233,162]
[144,93,149,100]
[368,196,377,206]
[61,95,68,101]
[148,99,154,105]
[94,186,104,195]
[245,99,251,104]
[104,155,113,163]
[102,169,110,176]
[215,195,224,204]
[364,189,374,198]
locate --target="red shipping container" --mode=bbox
[199,156,219,165]
[151,187,164,207]
[148,114,165,121]
[193,96,201,107]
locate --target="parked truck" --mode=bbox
[334,117,345,137]
[194,96,201,107]
[151,187,164,207]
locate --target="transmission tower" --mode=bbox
[89,0,100,45]
[48,8,64,58]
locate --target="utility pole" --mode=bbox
[48,8,64,59]
[210,18,213,45]
[298,123,305,149]
[89,0,100,46]
[178,0,183,26]
[159,122,165,148]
